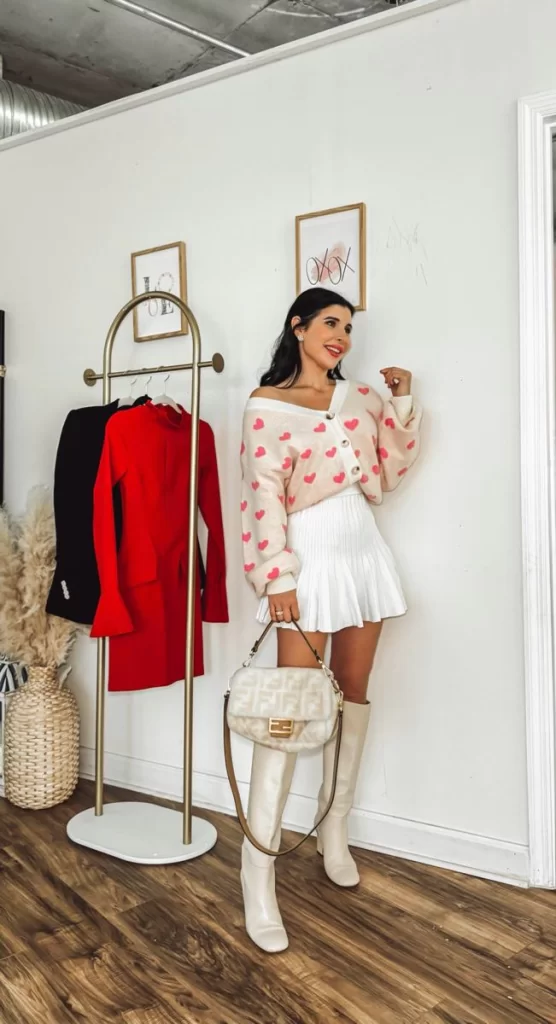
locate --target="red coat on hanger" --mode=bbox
[90,402,228,691]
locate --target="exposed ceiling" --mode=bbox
[0,0,415,108]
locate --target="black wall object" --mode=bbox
[0,310,4,505]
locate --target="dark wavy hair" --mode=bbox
[260,288,355,388]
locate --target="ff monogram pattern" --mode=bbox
[228,665,338,753]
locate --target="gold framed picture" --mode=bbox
[131,240,188,342]
[295,203,366,311]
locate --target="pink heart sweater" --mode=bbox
[240,378,422,598]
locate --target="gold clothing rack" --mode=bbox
[66,292,224,864]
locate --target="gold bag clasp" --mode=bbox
[269,718,293,738]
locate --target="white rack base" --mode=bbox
[66,801,217,864]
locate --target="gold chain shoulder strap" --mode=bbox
[223,620,343,858]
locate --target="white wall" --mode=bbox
[0,0,548,883]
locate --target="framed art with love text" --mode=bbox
[131,241,188,342]
[295,203,366,311]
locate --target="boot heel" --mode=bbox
[316,832,323,856]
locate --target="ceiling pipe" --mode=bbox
[103,0,250,58]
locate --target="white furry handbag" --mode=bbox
[223,620,344,856]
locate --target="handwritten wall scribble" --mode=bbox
[386,218,429,286]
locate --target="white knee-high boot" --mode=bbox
[241,743,297,953]
[316,701,371,887]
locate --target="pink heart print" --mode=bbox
[304,473,316,484]
[344,419,359,431]
[267,567,280,581]
[334,472,346,484]
[282,457,292,470]
[379,447,389,460]
[253,418,264,430]
[258,540,269,551]
[241,500,247,512]
[300,449,312,460]
[255,509,265,521]
[251,481,260,490]
[360,474,369,484]
[314,423,326,433]
[326,447,337,458]
[240,442,245,455]
[288,495,296,506]
[358,387,370,395]
[279,432,291,441]
[372,465,380,476]
[354,449,361,458]
[398,467,408,476]
[244,563,255,572]
[242,531,251,543]
[282,524,287,533]
[255,446,266,458]
[384,418,396,429]
[278,494,285,504]
[285,547,293,554]
[407,439,416,450]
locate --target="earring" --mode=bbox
[297,334,303,342]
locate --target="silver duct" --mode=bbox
[0,79,84,140]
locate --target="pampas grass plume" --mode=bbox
[0,487,76,667]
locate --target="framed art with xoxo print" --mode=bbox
[131,240,188,342]
[295,203,366,311]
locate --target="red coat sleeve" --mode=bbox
[90,425,134,638]
[198,423,229,623]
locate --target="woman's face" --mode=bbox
[293,304,353,374]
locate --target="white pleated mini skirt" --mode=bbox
[256,485,407,633]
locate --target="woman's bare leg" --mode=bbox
[330,621,383,704]
[277,627,328,668]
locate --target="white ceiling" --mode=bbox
[0,0,414,107]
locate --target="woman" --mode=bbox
[240,287,422,953]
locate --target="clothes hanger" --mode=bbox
[152,373,180,413]
[118,376,138,407]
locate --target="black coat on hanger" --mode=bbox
[47,399,133,624]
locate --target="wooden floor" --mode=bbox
[1,784,556,1024]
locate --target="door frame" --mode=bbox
[519,91,556,887]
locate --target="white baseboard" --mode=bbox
[79,747,529,887]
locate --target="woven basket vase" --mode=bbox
[4,665,80,809]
